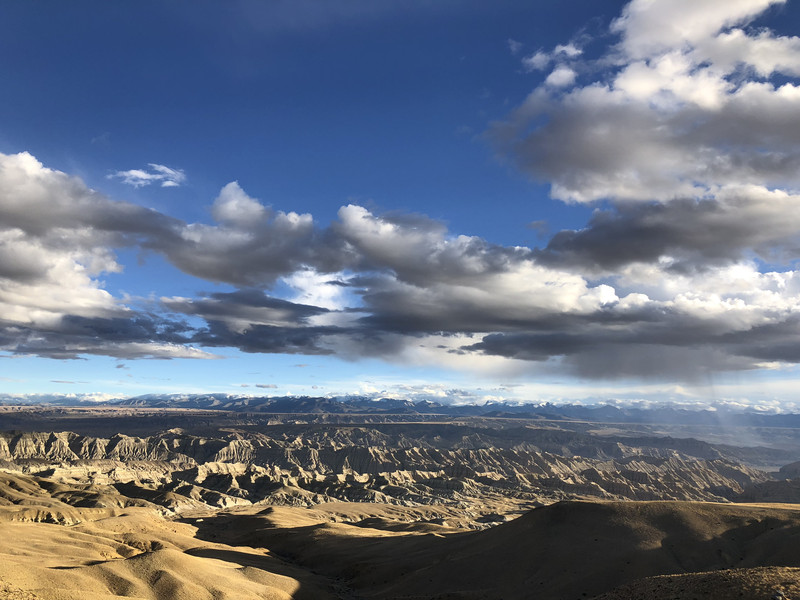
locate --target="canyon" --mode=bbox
[1,398,800,598]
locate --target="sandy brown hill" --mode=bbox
[0,471,344,599]
[594,566,800,600]
[4,469,800,599]
[192,500,800,599]
[0,508,338,598]
[0,471,158,525]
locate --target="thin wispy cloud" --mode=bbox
[109,163,186,188]
[507,39,523,55]
[521,43,582,72]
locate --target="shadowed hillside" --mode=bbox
[2,470,800,599]
[1,405,800,598]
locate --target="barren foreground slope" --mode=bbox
[2,471,800,599]
[2,403,800,598]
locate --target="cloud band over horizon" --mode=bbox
[3,0,800,387]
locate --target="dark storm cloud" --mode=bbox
[467,331,593,361]
[717,316,800,363]
[466,308,800,380]
[535,193,800,273]
[0,314,204,360]
[164,289,417,358]
[191,321,339,355]
[563,345,756,381]
[57,315,193,344]
[164,289,351,355]
[162,289,329,325]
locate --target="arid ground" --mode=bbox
[1,400,800,599]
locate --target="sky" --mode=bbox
[3,0,800,409]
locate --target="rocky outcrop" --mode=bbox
[0,428,773,517]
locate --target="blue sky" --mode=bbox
[3,0,800,409]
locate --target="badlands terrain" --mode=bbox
[1,396,800,598]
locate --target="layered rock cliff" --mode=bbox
[0,428,772,522]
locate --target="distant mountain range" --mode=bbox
[1,392,787,429]
[109,394,800,428]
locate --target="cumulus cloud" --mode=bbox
[494,0,800,203]
[211,181,268,226]
[157,190,346,287]
[8,76,800,385]
[333,204,528,286]
[438,0,800,380]
[0,151,358,360]
[109,163,186,188]
[0,153,131,327]
[9,0,800,389]
[611,0,783,59]
[0,152,766,373]
[544,65,577,87]
[0,152,200,359]
[151,192,800,379]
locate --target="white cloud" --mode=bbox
[554,43,582,58]
[211,181,268,226]
[545,65,577,87]
[611,0,784,60]
[10,149,800,381]
[494,0,800,204]
[522,51,550,71]
[522,42,582,73]
[165,183,318,286]
[0,152,205,360]
[0,152,124,328]
[283,268,353,312]
[700,28,800,77]
[109,163,186,188]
